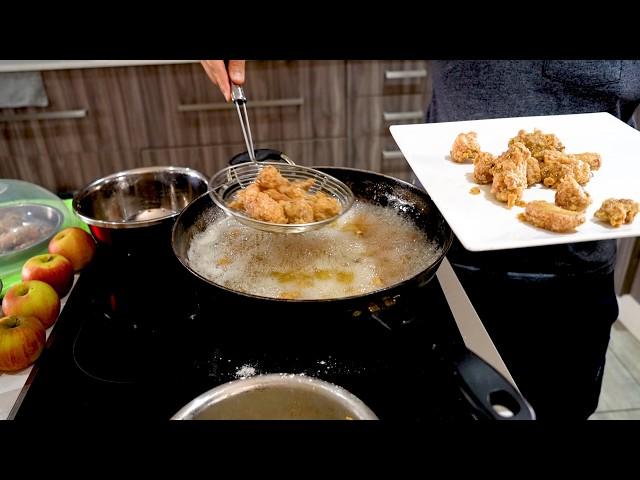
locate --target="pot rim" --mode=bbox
[171,373,379,420]
[73,166,208,230]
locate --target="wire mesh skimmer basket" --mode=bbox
[207,84,354,234]
[208,161,355,234]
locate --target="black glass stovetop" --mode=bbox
[11,251,478,421]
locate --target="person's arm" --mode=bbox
[200,60,246,102]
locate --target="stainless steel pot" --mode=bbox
[73,166,208,248]
[172,374,378,420]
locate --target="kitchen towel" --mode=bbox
[0,71,49,108]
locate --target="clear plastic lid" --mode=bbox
[0,179,80,297]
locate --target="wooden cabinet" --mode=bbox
[0,60,427,192]
[140,138,348,179]
[348,60,431,181]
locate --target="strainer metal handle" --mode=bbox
[231,84,256,163]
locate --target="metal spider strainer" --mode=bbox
[207,84,354,234]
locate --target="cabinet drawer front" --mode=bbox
[351,135,414,182]
[138,61,346,147]
[0,68,152,158]
[0,149,142,194]
[350,94,428,137]
[140,138,348,178]
[348,60,429,97]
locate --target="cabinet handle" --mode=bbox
[382,150,405,160]
[383,111,424,122]
[384,69,427,80]
[178,97,304,112]
[0,109,87,122]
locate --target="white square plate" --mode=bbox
[390,112,640,251]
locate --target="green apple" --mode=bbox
[2,280,60,329]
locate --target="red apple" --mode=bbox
[0,315,46,372]
[2,280,60,329]
[48,227,96,272]
[22,253,74,298]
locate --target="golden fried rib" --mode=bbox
[594,198,639,227]
[540,150,591,187]
[519,200,585,233]
[509,128,565,160]
[554,176,591,212]
[228,165,340,224]
[573,152,601,171]
[491,142,529,208]
[451,132,481,163]
[473,151,497,184]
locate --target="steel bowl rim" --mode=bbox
[171,373,378,420]
[72,166,209,229]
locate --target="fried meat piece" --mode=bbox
[451,132,481,163]
[509,128,565,160]
[230,183,288,224]
[594,198,639,227]
[307,191,341,221]
[554,176,591,212]
[540,150,591,187]
[473,151,497,184]
[573,152,601,171]
[491,142,529,208]
[228,166,341,224]
[519,200,585,233]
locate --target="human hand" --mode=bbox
[200,60,246,102]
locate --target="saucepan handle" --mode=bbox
[453,348,536,420]
[229,149,294,166]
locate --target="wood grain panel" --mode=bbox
[0,149,141,194]
[140,138,349,179]
[351,135,414,181]
[137,61,346,148]
[348,60,429,97]
[350,94,428,137]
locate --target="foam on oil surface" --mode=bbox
[187,201,441,300]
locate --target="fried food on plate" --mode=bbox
[228,165,341,224]
[573,152,601,171]
[473,151,497,184]
[519,200,585,233]
[554,176,592,212]
[491,142,529,208]
[540,150,591,187]
[451,132,481,163]
[594,198,639,227]
[509,128,565,160]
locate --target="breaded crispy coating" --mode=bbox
[473,151,497,184]
[573,152,601,171]
[526,155,542,186]
[519,200,585,233]
[228,165,341,224]
[594,198,639,227]
[451,132,481,163]
[491,142,529,208]
[540,150,591,187]
[509,128,565,160]
[307,191,342,221]
[554,176,592,212]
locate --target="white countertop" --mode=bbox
[0,60,197,73]
[0,258,516,420]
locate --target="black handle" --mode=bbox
[453,349,535,420]
[229,149,288,166]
